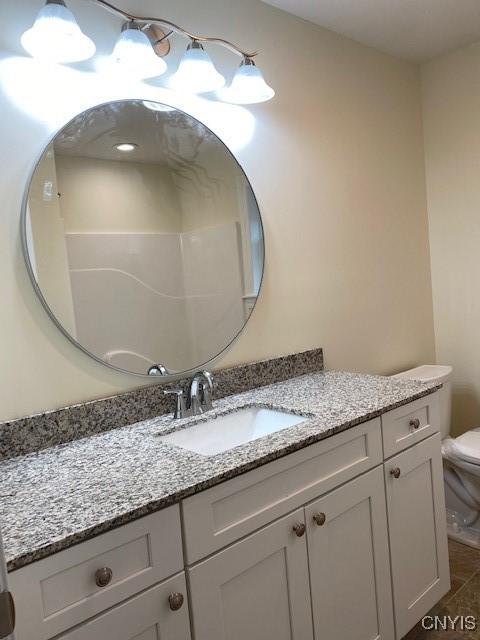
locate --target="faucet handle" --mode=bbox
[163,389,189,419]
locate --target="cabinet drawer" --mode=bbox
[182,418,383,563]
[381,393,440,458]
[57,572,190,640]
[9,506,183,640]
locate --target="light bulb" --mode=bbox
[114,143,138,152]
[21,0,95,63]
[169,41,225,94]
[219,58,275,105]
[111,22,167,79]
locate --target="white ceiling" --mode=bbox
[261,0,480,62]
[55,101,219,164]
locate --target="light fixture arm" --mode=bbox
[90,0,258,59]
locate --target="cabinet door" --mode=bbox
[385,433,450,639]
[305,466,395,640]
[57,572,190,640]
[188,508,313,640]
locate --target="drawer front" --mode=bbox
[182,418,383,564]
[10,506,183,640]
[381,393,440,458]
[57,572,191,640]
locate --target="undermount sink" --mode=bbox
[159,406,308,456]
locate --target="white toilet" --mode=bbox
[393,364,480,549]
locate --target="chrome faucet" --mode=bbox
[164,371,214,419]
[189,371,214,415]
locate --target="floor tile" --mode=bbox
[448,540,480,583]
[442,573,480,623]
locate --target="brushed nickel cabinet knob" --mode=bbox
[409,418,421,429]
[312,512,326,526]
[390,467,401,479]
[168,592,184,611]
[95,567,113,588]
[293,522,306,537]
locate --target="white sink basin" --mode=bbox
[160,406,308,456]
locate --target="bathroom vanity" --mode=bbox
[2,372,449,640]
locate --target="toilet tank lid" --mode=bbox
[392,365,453,384]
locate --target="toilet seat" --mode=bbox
[443,432,480,510]
[443,429,480,468]
[450,428,480,464]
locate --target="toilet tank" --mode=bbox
[391,365,453,439]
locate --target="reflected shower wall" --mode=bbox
[182,223,245,367]
[65,224,245,374]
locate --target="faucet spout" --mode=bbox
[189,370,214,415]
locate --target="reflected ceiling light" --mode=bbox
[220,58,275,104]
[19,1,275,105]
[21,0,96,63]
[169,41,225,94]
[114,142,138,152]
[111,22,167,79]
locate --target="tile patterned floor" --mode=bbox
[404,540,480,639]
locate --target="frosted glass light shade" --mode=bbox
[112,24,167,79]
[169,41,225,94]
[221,58,275,104]
[21,0,95,63]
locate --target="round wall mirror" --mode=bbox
[22,100,264,377]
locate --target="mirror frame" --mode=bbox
[20,99,265,379]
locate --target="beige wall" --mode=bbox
[0,0,435,422]
[422,43,480,436]
[56,155,182,233]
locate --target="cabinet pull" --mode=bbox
[312,512,326,526]
[95,567,113,588]
[409,418,421,429]
[292,522,306,537]
[390,467,401,479]
[168,592,184,611]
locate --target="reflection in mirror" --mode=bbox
[24,100,264,376]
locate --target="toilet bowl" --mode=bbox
[392,365,480,549]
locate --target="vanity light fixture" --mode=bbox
[169,40,225,94]
[114,142,138,152]
[20,0,96,63]
[20,0,275,105]
[111,22,167,79]
[220,57,275,104]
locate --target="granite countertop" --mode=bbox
[0,371,440,572]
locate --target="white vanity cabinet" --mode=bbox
[187,465,395,640]
[305,466,395,640]
[384,433,450,639]
[188,509,313,640]
[8,392,449,640]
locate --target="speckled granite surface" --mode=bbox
[0,348,323,460]
[0,370,439,572]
